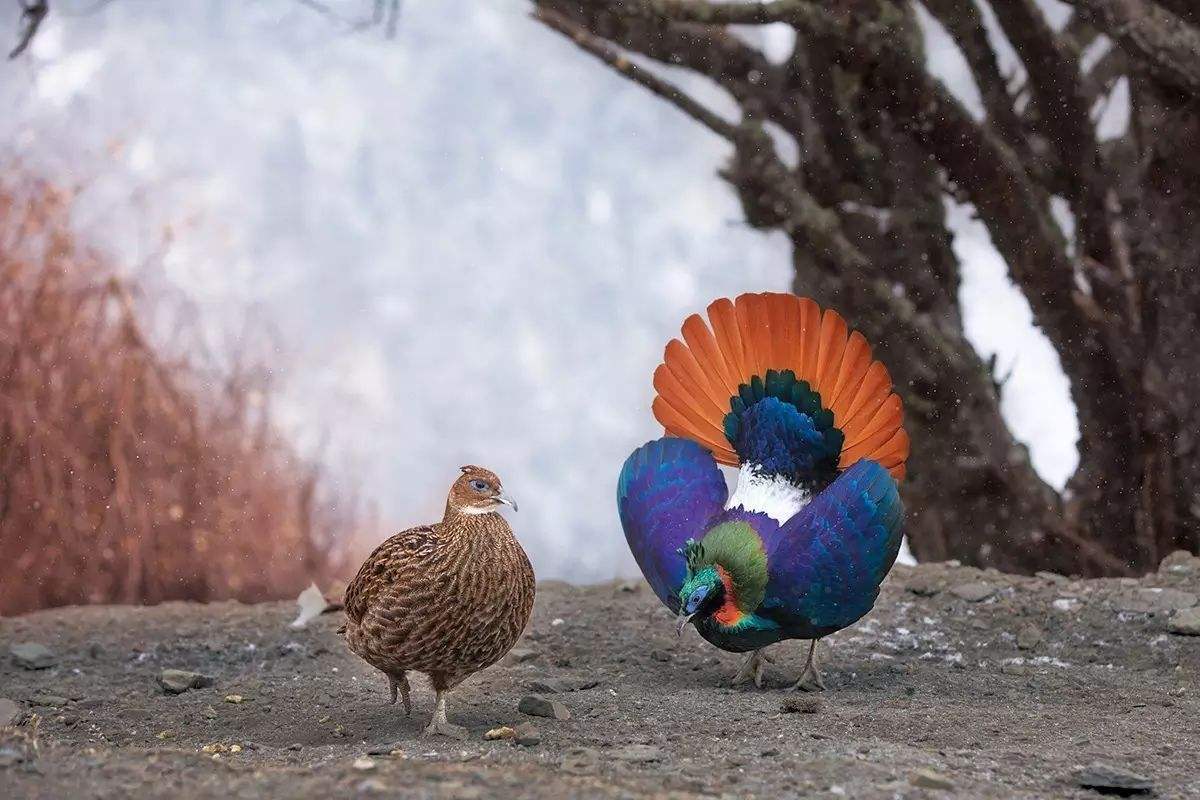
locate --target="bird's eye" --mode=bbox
[469,479,489,492]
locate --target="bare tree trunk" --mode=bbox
[533,0,1200,575]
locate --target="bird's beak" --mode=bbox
[676,612,695,637]
[495,492,518,512]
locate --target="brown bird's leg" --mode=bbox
[423,673,467,739]
[790,639,826,692]
[731,648,774,688]
[387,671,411,715]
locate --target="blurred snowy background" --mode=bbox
[0,0,1080,582]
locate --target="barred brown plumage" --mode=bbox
[341,465,534,737]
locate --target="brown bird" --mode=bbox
[341,465,535,737]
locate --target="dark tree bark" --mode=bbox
[533,0,1200,576]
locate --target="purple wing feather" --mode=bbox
[617,437,728,612]
[764,459,903,631]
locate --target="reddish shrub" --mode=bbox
[0,173,359,614]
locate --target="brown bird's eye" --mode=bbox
[469,479,489,492]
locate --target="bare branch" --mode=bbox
[9,0,49,60]
[921,0,1033,163]
[985,0,1118,270]
[1066,0,1200,98]
[534,7,738,141]
[642,0,827,27]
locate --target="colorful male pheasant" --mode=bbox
[342,466,534,736]
[618,293,908,690]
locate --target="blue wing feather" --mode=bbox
[764,460,903,631]
[617,437,728,612]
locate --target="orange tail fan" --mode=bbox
[652,292,909,482]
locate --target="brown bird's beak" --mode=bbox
[495,492,518,512]
[676,612,695,637]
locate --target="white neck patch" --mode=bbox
[725,464,810,523]
[458,504,498,516]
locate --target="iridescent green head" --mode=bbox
[674,524,769,635]
[679,565,724,616]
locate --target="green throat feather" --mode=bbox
[683,521,769,614]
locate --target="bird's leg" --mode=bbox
[423,689,467,739]
[387,671,411,716]
[790,639,826,692]
[731,648,774,688]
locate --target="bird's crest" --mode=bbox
[678,538,706,573]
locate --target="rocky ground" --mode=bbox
[2,556,1199,799]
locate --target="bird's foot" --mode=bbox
[790,666,826,692]
[387,673,412,716]
[790,640,826,692]
[731,649,773,688]
[422,721,467,740]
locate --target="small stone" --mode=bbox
[507,648,538,664]
[223,694,245,704]
[1075,763,1153,795]
[513,723,541,746]
[10,643,57,670]
[1167,607,1200,636]
[1001,662,1030,676]
[0,745,26,768]
[365,743,402,756]
[1036,571,1068,584]
[1017,624,1043,650]
[356,778,388,794]
[484,726,516,741]
[1159,550,1200,575]
[29,693,68,708]
[561,746,599,774]
[612,744,663,763]
[949,582,995,603]
[518,695,570,720]
[616,581,641,593]
[287,743,303,751]
[352,756,376,771]
[0,699,21,727]
[650,649,672,663]
[1113,588,1197,614]
[158,669,215,694]
[910,768,955,791]
[781,696,822,714]
[906,578,941,597]
[76,698,102,710]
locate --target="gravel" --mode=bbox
[0,562,1197,798]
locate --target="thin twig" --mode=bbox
[9,0,49,60]
[533,7,738,142]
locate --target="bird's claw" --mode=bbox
[730,650,770,688]
[791,640,826,692]
[790,670,826,692]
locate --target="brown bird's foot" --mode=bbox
[387,672,411,716]
[731,648,773,688]
[790,639,826,692]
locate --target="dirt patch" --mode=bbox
[2,561,1198,798]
